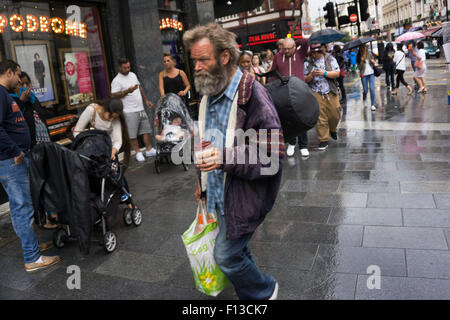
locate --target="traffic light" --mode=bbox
[323,2,336,27]
[339,16,350,26]
[359,0,370,21]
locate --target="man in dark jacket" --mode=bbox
[0,59,60,272]
[184,23,284,300]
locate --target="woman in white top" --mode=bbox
[73,98,131,165]
[392,43,413,95]
[414,41,427,93]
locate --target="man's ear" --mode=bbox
[220,49,231,66]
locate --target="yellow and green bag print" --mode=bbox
[181,202,229,296]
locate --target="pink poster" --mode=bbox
[75,52,92,94]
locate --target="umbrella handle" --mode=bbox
[257,70,289,85]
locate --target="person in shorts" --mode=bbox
[111,58,156,162]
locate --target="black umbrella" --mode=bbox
[343,37,376,51]
[309,29,345,44]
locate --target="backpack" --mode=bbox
[258,70,319,142]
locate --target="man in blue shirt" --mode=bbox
[0,59,60,272]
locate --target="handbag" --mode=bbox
[414,60,423,69]
[340,69,345,78]
[181,201,229,297]
[373,65,382,77]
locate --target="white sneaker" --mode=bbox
[269,282,279,300]
[136,152,145,162]
[286,144,295,157]
[371,105,377,111]
[300,148,309,157]
[145,148,157,157]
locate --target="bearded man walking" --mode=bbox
[184,23,284,300]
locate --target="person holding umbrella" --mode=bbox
[357,44,377,111]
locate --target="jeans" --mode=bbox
[0,157,40,264]
[289,131,308,149]
[361,74,375,106]
[385,65,395,90]
[214,212,275,300]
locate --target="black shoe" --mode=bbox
[318,141,328,151]
[330,131,337,140]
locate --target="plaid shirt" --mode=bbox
[205,68,243,215]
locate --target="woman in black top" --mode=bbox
[382,43,395,92]
[158,53,191,99]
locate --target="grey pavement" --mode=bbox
[1,57,449,300]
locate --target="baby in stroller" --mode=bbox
[154,93,194,174]
[155,116,185,143]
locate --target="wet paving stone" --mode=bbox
[298,192,368,208]
[314,245,406,277]
[93,250,186,284]
[406,250,450,280]
[355,275,450,300]
[280,180,340,193]
[328,208,402,226]
[284,222,363,246]
[400,181,450,193]
[338,181,400,193]
[363,226,448,250]
[433,194,450,209]
[268,206,332,224]
[367,193,436,208]
[403,209,450,228]
[260,266,357,300]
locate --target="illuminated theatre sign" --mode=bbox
[159,17,183,31]
[0,13,87,38]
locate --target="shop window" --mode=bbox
[0,1,110,142]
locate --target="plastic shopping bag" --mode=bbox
[181,201,229,296]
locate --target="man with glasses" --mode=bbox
[270,36,310,158]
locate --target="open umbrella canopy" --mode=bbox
[310,29,345,44]
[343,37,376,51]
[395,31,425,43]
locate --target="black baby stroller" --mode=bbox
[30,130,141,255]
[154,93,195,174]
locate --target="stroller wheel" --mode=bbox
[103,231,117,254]
[53,228,68,248]
[123,208,133,226]
[132,208,143,226]
[155,161,161,174]
[183,163,189,171]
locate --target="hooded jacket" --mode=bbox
[270,37,309,81]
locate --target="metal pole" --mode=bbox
[354,0,361,36]
[319,8,322,30]
[335,1,340,30]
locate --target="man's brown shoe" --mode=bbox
[25,255,61,272]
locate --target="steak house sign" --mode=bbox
[0,13,87,38]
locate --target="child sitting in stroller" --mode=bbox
[155,116,185,143]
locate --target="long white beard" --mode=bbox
[194,64,230,96]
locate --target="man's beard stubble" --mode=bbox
[194,62,230,96]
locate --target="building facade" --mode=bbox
[216,0,311,52]
[0,0,194,205]
[381,0,447,40]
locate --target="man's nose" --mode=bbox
[194,61,203,71]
